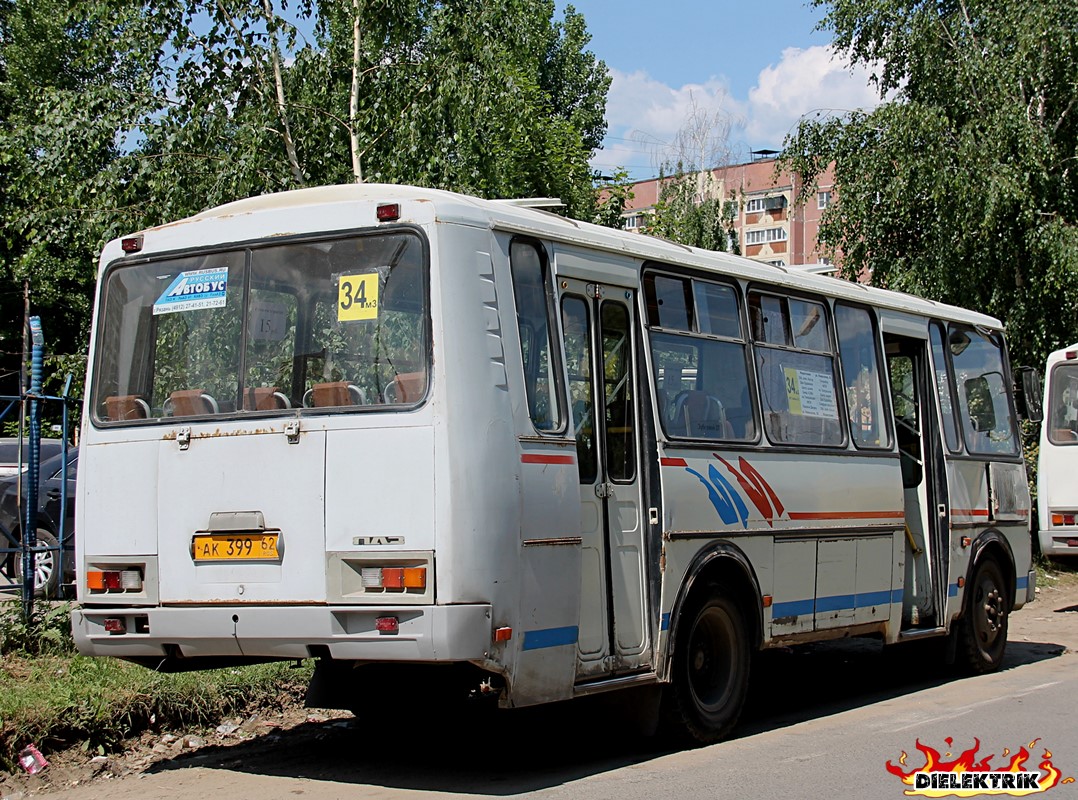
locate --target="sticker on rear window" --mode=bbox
[337,273,379,321]
[153,268,229,315]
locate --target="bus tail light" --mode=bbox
[87,569,143,593]
[1051,513,1076,526]
[103,618,126,634]
[357,566,427,592]
[334,552,433,603]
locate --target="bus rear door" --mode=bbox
[560,277,651,680]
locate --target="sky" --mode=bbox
[556,1,886,180]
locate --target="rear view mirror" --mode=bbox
[1014,366,1043,423]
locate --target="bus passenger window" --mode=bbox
[750,291,843,447]
[835,303,890,449]
[510,240,564,433]
[644,269,755,442]
[1047,368,1078,444]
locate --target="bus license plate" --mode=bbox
[192,532,280,562]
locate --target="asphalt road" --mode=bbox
[39,580,1078,800]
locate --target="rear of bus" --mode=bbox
[71,188,510,699]
[1039,343,1078,556]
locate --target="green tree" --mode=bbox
[592,168,634,229]
[648,166,738,253]
[782,0,1078,367]
[0,0,171,394]
[0,0,610,393]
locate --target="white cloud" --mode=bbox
[596,47,884,178]
[743,45,883,149]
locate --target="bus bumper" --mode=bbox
[72,603,493,662]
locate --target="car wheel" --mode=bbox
[14,527,61,599]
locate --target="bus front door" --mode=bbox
[560,280,650,680]
[885,333,949,631]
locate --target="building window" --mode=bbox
[623,215,639,230]
[818,191,832,209]
[817,256,833,266]
[745,195,787,214]
[744,227,788,245]
[766,259,786,267]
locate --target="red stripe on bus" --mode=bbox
[660,457,688,467]
[787,510,904,520]
[521,454,575,465]
[950,509,990,517]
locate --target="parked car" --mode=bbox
[0,438,66,479]
[0,446,78,597]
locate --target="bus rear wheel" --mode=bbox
[956,557,1009,674]
[665,589,750,744]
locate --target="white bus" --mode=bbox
[73,184,1037,743]
[1038,342,1078,558]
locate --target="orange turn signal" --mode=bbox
[86,571,106,590]
[403,567,426,589]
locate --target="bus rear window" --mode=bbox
[91,231,429,423]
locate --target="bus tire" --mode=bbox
[956,557,1009,674]
[665,588,750,744]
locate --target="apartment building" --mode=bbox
[619,157,836,273]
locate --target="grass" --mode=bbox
[1035,553,1078,590]
[0,599,312,772]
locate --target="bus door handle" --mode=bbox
[938,504,947,519]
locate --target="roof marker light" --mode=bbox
[121,235,143,253]
[376,203,400,222]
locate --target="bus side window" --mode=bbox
[509,239,564,433]
[835,303,890,449]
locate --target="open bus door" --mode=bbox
[884,332,950,632]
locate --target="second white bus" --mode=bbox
[1038,342,1078,558]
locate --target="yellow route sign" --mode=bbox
[337,274,379,321]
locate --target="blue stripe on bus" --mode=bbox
[773,590,903,618]
[660,613,671,631]
[949,583,960,597]
[772,598,815,617]
[1016,576,1029,590]
[522,626,578,651]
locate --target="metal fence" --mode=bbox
[0,316,77,621]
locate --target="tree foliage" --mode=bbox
[648,167,738,253]
[592,168,634,229]
[782,0,1078,367]
[0,0,610,393]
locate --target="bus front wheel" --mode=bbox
[665,588,750,744]
[956,557,1009,674]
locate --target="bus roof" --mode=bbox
[1046,344,1078,367]
[138,183,1000,330]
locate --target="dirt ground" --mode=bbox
[3,567,1078,799]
